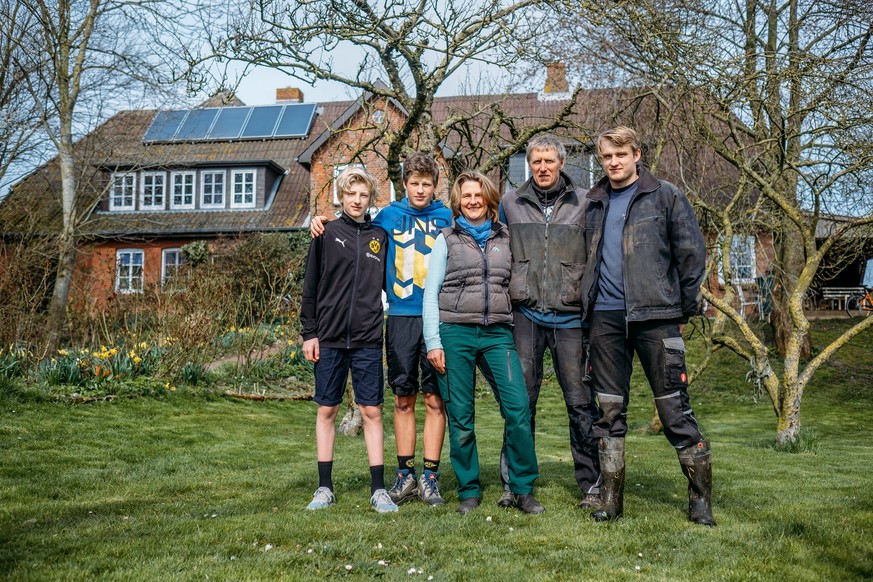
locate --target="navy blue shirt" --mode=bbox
[594,182,638,311]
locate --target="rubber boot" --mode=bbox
[591,436,624,522]
[677,440,716,526]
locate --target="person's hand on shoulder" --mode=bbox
[309,215,330,238]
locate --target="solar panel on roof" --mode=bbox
[143,103,317,144]
[175,108,219,140]
[143,110,188,142]
[208,107,250,139]
[275,103,317,137]
[241,106,283,138]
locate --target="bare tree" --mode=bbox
[0,0,46,194]
[552,0,873,444]
[12,0,196,351]
[208,0,588,192]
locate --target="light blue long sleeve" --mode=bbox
[422,233,448,352]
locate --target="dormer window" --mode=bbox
[110,173,136,210]
[141,172,166,210]
[231,169,256,208]
[170,171,196,210]
[102,165,267,212]
[201,170,226,208]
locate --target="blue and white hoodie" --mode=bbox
[372,197,452,317]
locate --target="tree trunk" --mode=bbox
[45,231,77,353]
[771,214,812,359]
[775,395,801,447]
[45,132,79,353]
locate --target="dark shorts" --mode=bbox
[385,316,439,397]
[313,347,384,407]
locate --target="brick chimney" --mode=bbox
[276,87,304,103]
[544,62,568,94]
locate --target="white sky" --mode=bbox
[229,59,522,106]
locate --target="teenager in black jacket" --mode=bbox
[300,166,395,513]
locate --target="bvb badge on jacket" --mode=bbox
[369,238,381,254]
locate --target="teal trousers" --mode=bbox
[438,323,539,499]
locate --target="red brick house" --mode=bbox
[2,69,782,313]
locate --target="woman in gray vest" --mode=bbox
[422,170,543,515]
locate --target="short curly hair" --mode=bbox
[402,153,440,186]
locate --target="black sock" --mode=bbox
[370,465,385,494]
[318,461,333,491]
[397,455,415,473]
[423,458,440,473]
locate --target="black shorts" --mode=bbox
[313,347,384,406]
[385,316,439,397]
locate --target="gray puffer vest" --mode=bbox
[438,221,513,326]
[501,174,588,313]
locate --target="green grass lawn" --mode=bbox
[1,320,872,580]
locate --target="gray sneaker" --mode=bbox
[306,486,335,510]
[417,471,446,506]
[388,470,418,504]
[370,488,399,513]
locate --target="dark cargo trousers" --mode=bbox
[590,310,704,448]
[438,322,539,500]
[512,311,602,494]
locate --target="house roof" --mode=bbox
[1,107,333,238]
[0,85,740,240]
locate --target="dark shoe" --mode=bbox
[515,494,545,515]
[591,436,625,522]
[678,440,716,526]
[497,490,515,508]
[388,469,418,504]
[578,492,602,510]
[457,497,480,515]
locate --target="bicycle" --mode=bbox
[845,287,873,318]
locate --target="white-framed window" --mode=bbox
[115,249,144,293]
[161,248,187,288]
[507,153,529,189]
[717,234,757,284]
[110,172,136,211]
[231,169,256,208]
[200,170,226,208]
[141,172,166,210]
[170,171,196,209]
[730,235,757,283]
[332,163,365,205]
[565,150,597,189]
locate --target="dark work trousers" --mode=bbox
[590,310,704,449]
[509,310,602,495]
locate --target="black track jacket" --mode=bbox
[300,213,388,348]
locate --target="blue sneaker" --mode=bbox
[417,470,446,506]
[306,486,335,510]
[370,488,399,513]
